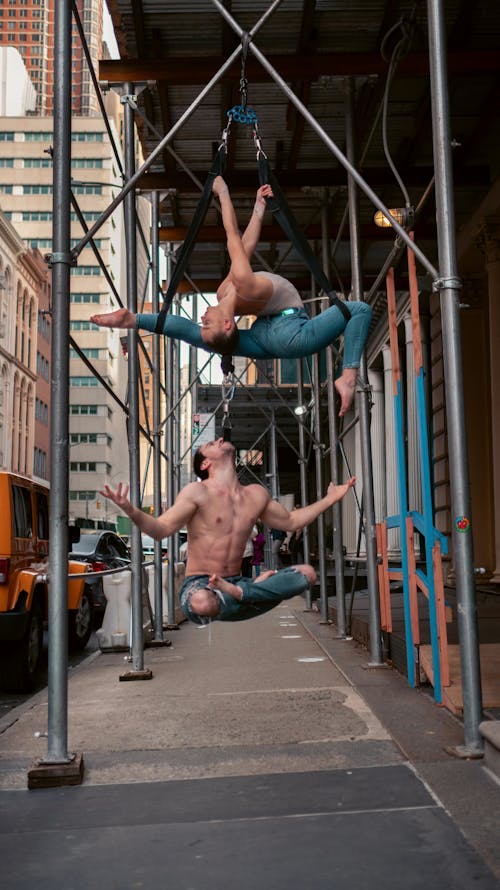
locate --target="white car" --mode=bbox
[141,534,168,558]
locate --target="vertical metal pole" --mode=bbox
[296,359,312,608]
[46,0,72,763]
[165,247,176,624]
[269,411,280,569]
[163,244,177,627]
[123,85,144,672]
[345,77,383,664]
[322,199,346,636]
[151,193,164,641]
[189,292,199,483]
[427,0,483,752]
[311,306,328,623]
[174,314,182,501]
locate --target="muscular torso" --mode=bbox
[184,481,271,576]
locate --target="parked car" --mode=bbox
[141,530,187,561]
[141,533,168,559]
[69,530,131,624]
[178,529,188,564]
[0,471,92,692]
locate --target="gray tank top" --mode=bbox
[254,272,304,316]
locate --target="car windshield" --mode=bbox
[141,534,168,552]
[70,533,101,555]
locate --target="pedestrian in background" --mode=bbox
[241,525,258,577]
[251,523,266,577]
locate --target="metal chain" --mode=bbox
[239,32,251,110]
[221,370,235,439]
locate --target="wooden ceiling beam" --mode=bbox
[157,223,436,243]
[166,273,412,294]
[137,165,488,193]
[99,50,500,86]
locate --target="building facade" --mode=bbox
[0,111,151,528]
[28,246,51,482]
[0,210,45,476]
[0,0,103,116]
[0,47,36,116]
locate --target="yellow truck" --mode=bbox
[0,471,92,692]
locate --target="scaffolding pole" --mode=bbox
[122,85,150,679]
[310,297,328,623]
[268,411,280,570]
[345,77,383,665]
[296,359,312,609]
[174,309,182,500]
[165,249,176,624]
[322,199,346,636]
[151,193,164,641]
[427,0,483,753]
[45,0,73,767]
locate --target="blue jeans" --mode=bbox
[242,302,372,368]
[179,567,309,625]
[137,300,372,368]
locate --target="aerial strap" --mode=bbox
[154,138,228,334]
[257,153,351,323]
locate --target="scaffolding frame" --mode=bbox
[41,0,483,780]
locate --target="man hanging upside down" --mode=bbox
[100,437,355,625]
[90,178,372,416]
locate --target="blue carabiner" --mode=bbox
[227,104,258,126]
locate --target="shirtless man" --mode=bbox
[90,179,372,416]
[101,438,355,624]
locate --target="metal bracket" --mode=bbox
[45,251,77,268]
[432,276,463,292]
[121,93,138,110]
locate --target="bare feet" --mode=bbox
[254,569,277,583]
[208,573,243,601]
[89,307,136,329]
[335,369,358,416]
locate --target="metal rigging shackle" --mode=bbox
[220,355,235,442]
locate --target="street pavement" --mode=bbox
[0,598,499,889]
[0,631,99,721]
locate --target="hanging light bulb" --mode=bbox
[374,207,413,229]
[294,397,315,417]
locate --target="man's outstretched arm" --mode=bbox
[260,478,356,533]
[100,481,198,540]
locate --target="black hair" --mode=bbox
[206,323,240,356]
[193,447,209,480]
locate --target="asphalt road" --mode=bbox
[0,631,100,720]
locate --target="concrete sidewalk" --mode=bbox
[1,597,499,889]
